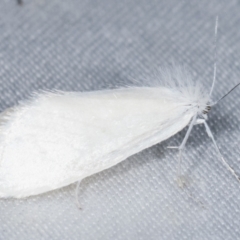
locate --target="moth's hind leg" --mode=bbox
[203,121,240,183]
[194,118,240,183]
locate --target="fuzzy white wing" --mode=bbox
[0,88,195,198]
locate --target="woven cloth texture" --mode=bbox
[0,0,239,239]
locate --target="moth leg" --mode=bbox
[168,116,207,207]
[195,119,205,125]
[75,180,82,209]
[176,118,209,184]
[168,115,197,178]
[203,121,240,183]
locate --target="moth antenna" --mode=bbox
[75,180,82,209]
[209,16,219,97]
[203,121,240,183]
[212,82,240,106]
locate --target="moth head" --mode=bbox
[202,105,211,115]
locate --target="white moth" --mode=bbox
[0,18,239,199]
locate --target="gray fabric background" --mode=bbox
[0,0,239,239]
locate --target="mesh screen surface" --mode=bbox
[0,0,239,239]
